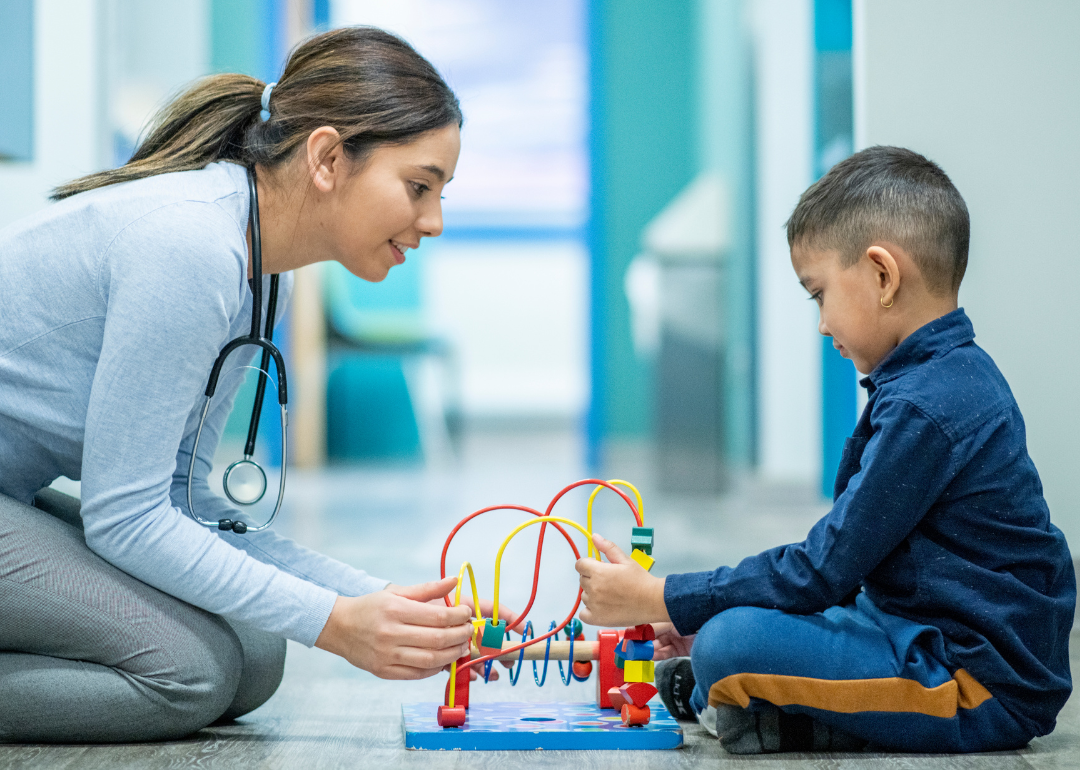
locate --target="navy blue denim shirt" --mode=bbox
[664,308,1075,736]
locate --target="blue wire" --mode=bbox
[532,621,555,686]
[558,627,576,685]
[507,620,533,686]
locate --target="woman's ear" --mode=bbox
[866,244,900,307]
[306,126,345,193]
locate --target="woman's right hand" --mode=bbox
[315,577,475,679]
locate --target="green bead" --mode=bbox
[480,619,507,650]
[630,527,654,555]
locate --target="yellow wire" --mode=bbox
[491,516,596,623]
[585,479,645,559]
[447,561,482,708]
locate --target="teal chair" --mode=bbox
[323,249,460,462]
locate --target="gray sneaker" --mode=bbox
[655,657,696,721]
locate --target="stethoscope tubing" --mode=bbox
[187,166,288,534]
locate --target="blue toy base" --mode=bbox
[402,701,684,750]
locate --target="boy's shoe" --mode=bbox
[655,657,696,721]
[713,703,869,754]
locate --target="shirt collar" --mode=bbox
[860,308,975,392]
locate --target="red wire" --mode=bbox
[439,479,643,637]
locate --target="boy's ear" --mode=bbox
[865,245,900,307]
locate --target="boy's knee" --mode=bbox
[691,607,777,688]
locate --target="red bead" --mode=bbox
[622,623,656,642]
[437,705,467,727]
[621,703,651,726]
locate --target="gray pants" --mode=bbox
[0,488,286,743]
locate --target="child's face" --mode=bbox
[791,243,896,374]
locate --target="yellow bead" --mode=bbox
[630,548,655,572]
[623,659,655,682]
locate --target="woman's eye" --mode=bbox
[410,181,430,197]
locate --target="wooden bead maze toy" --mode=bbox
[401,479,682,751]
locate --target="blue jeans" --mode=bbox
[688,594,1032,752]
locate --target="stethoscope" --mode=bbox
[187,166,287,535]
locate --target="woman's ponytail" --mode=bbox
[52,27,461,201]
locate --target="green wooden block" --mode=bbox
[630,527,654,555]
[480,619,507,651]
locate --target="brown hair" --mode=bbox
[52,26,462,200]
[786,146,969,295]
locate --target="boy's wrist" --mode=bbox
[647,574,670,623]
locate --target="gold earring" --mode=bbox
[881,296,894,308]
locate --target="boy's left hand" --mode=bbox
[575,533,669,627]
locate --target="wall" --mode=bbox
[588,0,699,463]
[697,0,758,468]
[0,0,106,229]
[854,0,1080,545]
[752,0,819,483]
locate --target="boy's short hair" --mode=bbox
[786,146,969,295]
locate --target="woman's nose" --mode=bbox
[418,200,444,238]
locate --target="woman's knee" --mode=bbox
[217,620,287,721]
[140,613,246,738]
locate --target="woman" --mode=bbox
[0,27,486,743]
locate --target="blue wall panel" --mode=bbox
[0,0,34,161]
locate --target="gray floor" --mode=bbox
[3,426,1078,768]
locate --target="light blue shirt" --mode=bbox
[0,162,388,646]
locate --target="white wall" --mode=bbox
[854,0,1080,546]
[424,242,589,419]
[751,0,819,482]
[0,0,105,228]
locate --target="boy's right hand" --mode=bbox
[315,577,475,679]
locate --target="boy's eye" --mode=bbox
[808,291,823,305]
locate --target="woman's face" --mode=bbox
[323,124,461,282]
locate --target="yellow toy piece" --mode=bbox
[630,548,655,572]
[623,660,655,683]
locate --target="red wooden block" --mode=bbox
[608,686,627,711]
[618,681,658,707]
[437,705,467,728]
[595,629,626,709]
[622,623,656,642]
[442,653,471,711]
[621,703,651,726]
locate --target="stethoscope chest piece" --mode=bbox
[223,458,268,506]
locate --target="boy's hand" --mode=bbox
[651,621,695,660]
[575,533,669,627]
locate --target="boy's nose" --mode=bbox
[818,315,831,336]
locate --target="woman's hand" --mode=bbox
[650,621,695,660]
[575,533,669,628]
[315,577,474,679]
[431,595,521,681]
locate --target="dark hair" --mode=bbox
[52,26,462,200]
[786,146,969,295]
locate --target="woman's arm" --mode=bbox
[78,203,470,676]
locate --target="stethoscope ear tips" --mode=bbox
[217,518,249,534]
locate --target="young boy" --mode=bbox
[576,146,1075,753]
